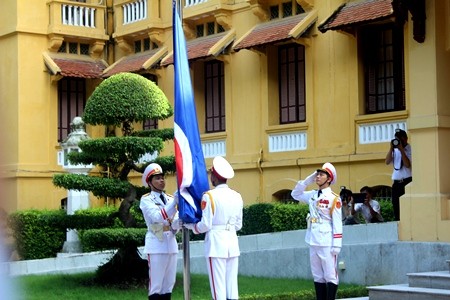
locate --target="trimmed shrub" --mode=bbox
[271,203,309,232]
[8,210,67,260]
[240,203,275,235]
[79,227,146,252]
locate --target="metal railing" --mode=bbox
[185,0,208,7]
[268,132,307,152]
[122,0,148,25]
[358,121,407,144]
[62,4,96,27]
[202,140,226,158]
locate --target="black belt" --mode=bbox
[394,177,412,183]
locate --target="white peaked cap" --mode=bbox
[142,163,163,187]
[317,162,337,185]
[211,156,234,179]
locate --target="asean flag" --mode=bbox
[172,0,209,223]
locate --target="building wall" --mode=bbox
[399,0,450,242]
[0,0,449,242]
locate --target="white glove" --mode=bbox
[303,171,317,186]
[331,247,341,256]
[173,191,179,205]
[171,219,182,230]
[183,223,196,231]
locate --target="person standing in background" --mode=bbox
[184,156,243,300]
[349,186,384,224]
[385,129,412,221]
[140,163,180,300]
[291,163,342,300]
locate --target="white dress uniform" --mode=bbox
[140,164,180,299]
[188,156,243,300]
[140,191,179,296]
[291,164,343,288]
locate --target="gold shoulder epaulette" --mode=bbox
[143,192,151,197]
[166,193,173,198]
[332,191,339,197]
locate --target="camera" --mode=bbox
[391,138,400,147]
[340,186,352,202]
[352,193,367,204]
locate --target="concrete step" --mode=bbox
[408,270,450,290]
[339,297,368,300]
[368,283,450,300]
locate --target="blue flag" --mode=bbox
[172,0,210,223]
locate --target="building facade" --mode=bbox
[0,0,449,242]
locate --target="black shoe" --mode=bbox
[314,282,327,300]
[161,293,171,300]
[148,294,160,300]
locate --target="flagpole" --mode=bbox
[173,0,209,298]
[177,2,190,299]
[182,227,190,300]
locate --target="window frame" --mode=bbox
[361,23,406,114]
[58,77,86,142]
[204,60,226,133]
[278,43,306,124]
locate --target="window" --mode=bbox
[205,60,225,133]
[362,24,405,113]
[273,190,296,203]
[134,38,157,53]
[196,22,225,38]
[58,77,86,142]
[270,1,305,20]
[58,42,90,56]
[279,44,306,124]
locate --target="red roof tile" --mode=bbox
[162,31,232,65]
[103,48,164,77]
[319,0,394,32]
[233,13,312,51]
[51,57,108,79]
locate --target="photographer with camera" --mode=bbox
[339,187,355,225]
[340,186,383,224]
[350,186,383,224]
[385,128,412,221]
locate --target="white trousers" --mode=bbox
[309,246,339,285]
[206,256,239,300]
[147,253,177,295]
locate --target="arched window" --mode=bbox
[273,189,296,204]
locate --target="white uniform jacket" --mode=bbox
[192,184,243,258]
[291,182,342,248]
[140,191,179,254]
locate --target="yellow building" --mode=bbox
[0,0,449,242]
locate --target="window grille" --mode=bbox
[279,44,306,124]
[205,60,226,133]
[58,77,86,142]
[362,24,405,113]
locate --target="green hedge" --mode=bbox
[240,203,275,235]
[8,199,395,260]
[8,210,67,260]
[79,227,146,252]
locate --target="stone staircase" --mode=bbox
[366,260,450,300]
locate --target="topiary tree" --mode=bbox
[53,72,176,284]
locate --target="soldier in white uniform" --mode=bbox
[291,162,342,300]
[140,163,180,300]
[184,156,243,300]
